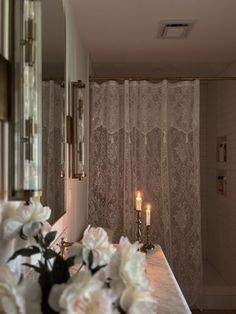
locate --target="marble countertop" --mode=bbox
[70,244,191,313]
[146,245,191,314]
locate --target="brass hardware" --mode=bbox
[75,171,87,181]
[0,55,9,121]
[72,80,86,89]
[141,225,155,253]
[25,20,36,41]
[78,142,82,162]
[24,17,36,66]
[24,118,35,161]
[66,115,73,144]
[25,39,35,66]
[136,209,142,243]
[71,80,86,179]
[11,190,42,201]
[57,237,74,258]
[25,117,35,137]
[78,99,83,119]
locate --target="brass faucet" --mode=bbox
[57,237,74,258]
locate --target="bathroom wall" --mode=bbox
[203,74,236,283]
[52,0,90,242]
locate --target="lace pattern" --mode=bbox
[89,80,202,306]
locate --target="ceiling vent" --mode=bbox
[160,20,194,38]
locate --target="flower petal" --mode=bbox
[15,204,34,223]
[32,204,51,222]
[22,222,41,238]
[49,284,67,312]
[3,219,24,239]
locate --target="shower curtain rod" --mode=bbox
[90,76,236,82]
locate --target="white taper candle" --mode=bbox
[136,191,142,211]
[146,203,151,226]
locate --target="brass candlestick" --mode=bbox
[136,210,142,242]
[142,225,155,252]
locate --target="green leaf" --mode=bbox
[88,250,93,270]
[18,274,24,285]
[118,306,126,314]
[44,249,58,260]
[34,230,44,247]
[22,263,41,273]
[38,270,57,314]
[8,246,40,262]
[91,263,107,275]
[66,256,75,268]
[38,260,44,268]
[44,231,57,247]
[52,255,70,284]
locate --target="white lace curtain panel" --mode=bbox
[89,80,202,307]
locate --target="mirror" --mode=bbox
[9,0,42,200]
[41,0,66,223]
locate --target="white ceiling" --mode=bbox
[71,0,236,76]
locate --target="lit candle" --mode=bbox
[136,191,142,211]
[146,204,151,226]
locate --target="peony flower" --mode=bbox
[67,242,83,264]
[0,265,42,314]
[109,237,150,297]
[49,283,67,313]
[50,269,116,314]
[3,201,51,249]
[120,286,157,314]
[81,226,116,269]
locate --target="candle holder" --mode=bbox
[136,210,142,242]
[142,225,155,252]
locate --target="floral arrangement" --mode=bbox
[0,201,157,314]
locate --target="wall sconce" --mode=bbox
[9,0,42,200]
[68,80,86,181]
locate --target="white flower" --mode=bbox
[81,226,116,269]
[67,242,83,264]
[51,269,116,314]
[109,237,150,297]
[0,265,42,314]
[3,201,51,248]
[120,286,157,314]
[49,283,67,313]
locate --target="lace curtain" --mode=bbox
[41,81,65,223]
[89,80,202,306]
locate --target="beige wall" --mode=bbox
[202,67,236,283]
[52,1,89,241]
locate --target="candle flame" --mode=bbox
[137,191,141,198]
[147,203,151,210]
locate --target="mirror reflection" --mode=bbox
[41,0,66,223]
